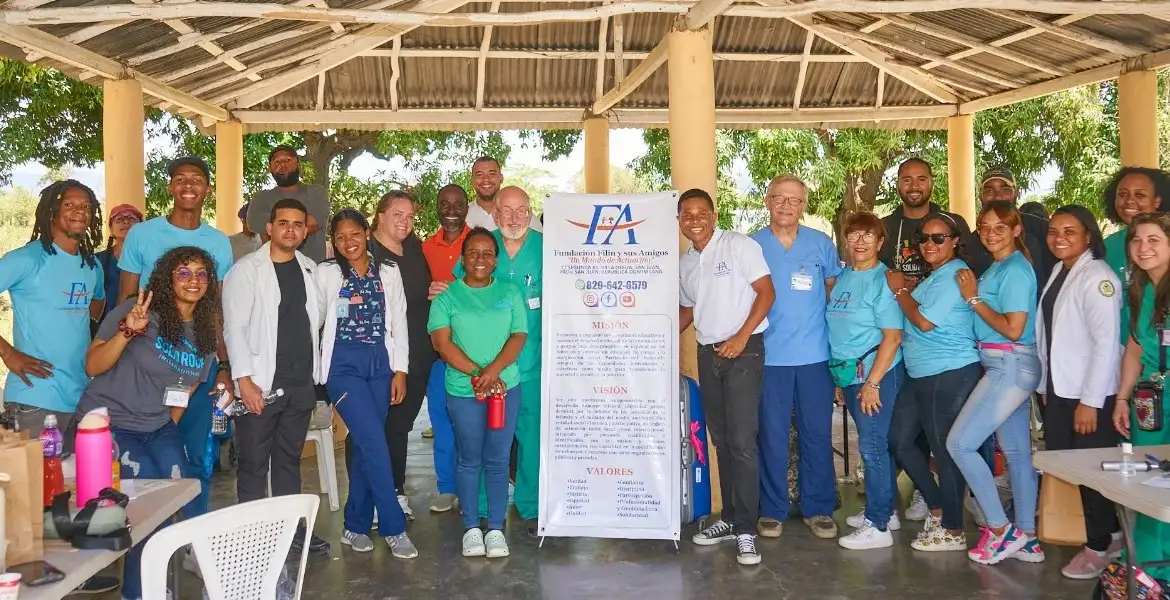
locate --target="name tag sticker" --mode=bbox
[163,385,189,408]
[528,297,541,310]
[791,272,814,291]
[336,303,349,319]
[1160,329,1170,347]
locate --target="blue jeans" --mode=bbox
[426,360,456,496]
[448,387,522,530]
[177,359,216,519]
[113,422,192,600]
[759,361,836,520]
[326,343,407,537]
[890,361,983,531]
[843,362,905,530]
[946,348,1040,532]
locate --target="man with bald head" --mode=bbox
[453,185,544,534]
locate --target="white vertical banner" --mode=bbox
[538,192,681,541]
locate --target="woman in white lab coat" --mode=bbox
[1035,204,1123,581]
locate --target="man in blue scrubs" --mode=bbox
[118,157,234,537]
[751,175,842,540]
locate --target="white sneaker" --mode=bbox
[398,494,414,520]
[905,490,929,521]
[462,528,486,557]
[911,517,966,552]
[838,520,895,550]
[735,534,761,565]
[484,529,509,558]
[845,509,900,531]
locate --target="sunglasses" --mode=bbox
[174,267,210,283]
[916,233,956,245]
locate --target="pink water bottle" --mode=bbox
[75,408,113,507]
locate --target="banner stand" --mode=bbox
[537,192,681,543]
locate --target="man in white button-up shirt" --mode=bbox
[678,188,775,566]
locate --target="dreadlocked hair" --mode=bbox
[31,180,103,269]
[144,246,220,356]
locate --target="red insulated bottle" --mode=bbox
[488,387,505,430]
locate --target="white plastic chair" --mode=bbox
[266,402,339,512]
[141,494,320,600]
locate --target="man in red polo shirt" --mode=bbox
[422,183,471,513]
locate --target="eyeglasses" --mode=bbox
[977,224,1011,236]
[174,267,210,283]
[845,231,878,243]
[112,214,140,225]
[916,233,956,245]
[765,195,804,207]
[499,208,531,220]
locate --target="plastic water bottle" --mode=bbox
[225,388,285,416]
[211,383,231,435]
[39,415,64,508]
[1120,442,1137,477]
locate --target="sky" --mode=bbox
[2,127,1056,202]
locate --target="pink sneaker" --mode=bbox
[1010,537,1046,563]
[968,524,1027,565]
[1061,547,1109,580]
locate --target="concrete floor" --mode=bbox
[98,403,1098,600]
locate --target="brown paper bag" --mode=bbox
[1037,474,1087,546]
[0,438,44,565]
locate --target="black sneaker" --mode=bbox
[692,519,735,546]
[291,526,331,556]
[735,534,761,565]
[72,574,119,594]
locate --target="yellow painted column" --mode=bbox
[215,120,245,234]
[1119,69,1160,168]
[583,116,611,194]
[947,114,976,224]
[668,22,722,511]
[102,79,145,215]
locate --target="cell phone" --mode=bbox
[8,560,65,586]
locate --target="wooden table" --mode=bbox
[1034,445,1170,600]
[20,478,200,600]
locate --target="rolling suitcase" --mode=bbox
[681,375,712,524]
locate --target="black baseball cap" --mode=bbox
[268,145,300,163]
[167,156,210,180]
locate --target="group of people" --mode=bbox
[682,157,1170,587]
[0,148,547,598]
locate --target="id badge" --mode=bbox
[336,303,349,319]
[791,270,813,291]
[163,385,189,408]
[528,296,541,309]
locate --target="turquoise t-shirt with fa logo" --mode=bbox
[0,242,105,412]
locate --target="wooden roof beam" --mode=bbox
[613,16,625,84]
[594,1,610,101]
[961,49,1170,113]
[0,22,228,120]
[225,0,470,109]
[884,14,1067,76]
[127,0,262,82]
[992,10,1147,57]
[920,14,1087,70]
[786,14,960,104]
[475,0,501,110]
[389,35,401,110]
[792,31,813,110]
[363,48,868,62]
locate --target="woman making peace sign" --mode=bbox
[77,245,221,600]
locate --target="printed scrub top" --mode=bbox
[427,278,528,397]
[902,259,979,378]
[826,263,903,376]
[120,216,234,285]
[751,225,843,366]
[975,250,1038,345]
[454,229,543,382]
[335,259,386,346]
[1105,228,1130,346]
[0,242,105,412]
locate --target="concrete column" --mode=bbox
[102,79,145,215]
[215,120,245,234]
[583,116,611,194]
[1119,69,1160,168]
[667,22,721,510]
[947,114,976,225]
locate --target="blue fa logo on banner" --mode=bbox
[569,204,646,245]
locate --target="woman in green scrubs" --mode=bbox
[1115,211,1170,581]
[1102,167,1170,345]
